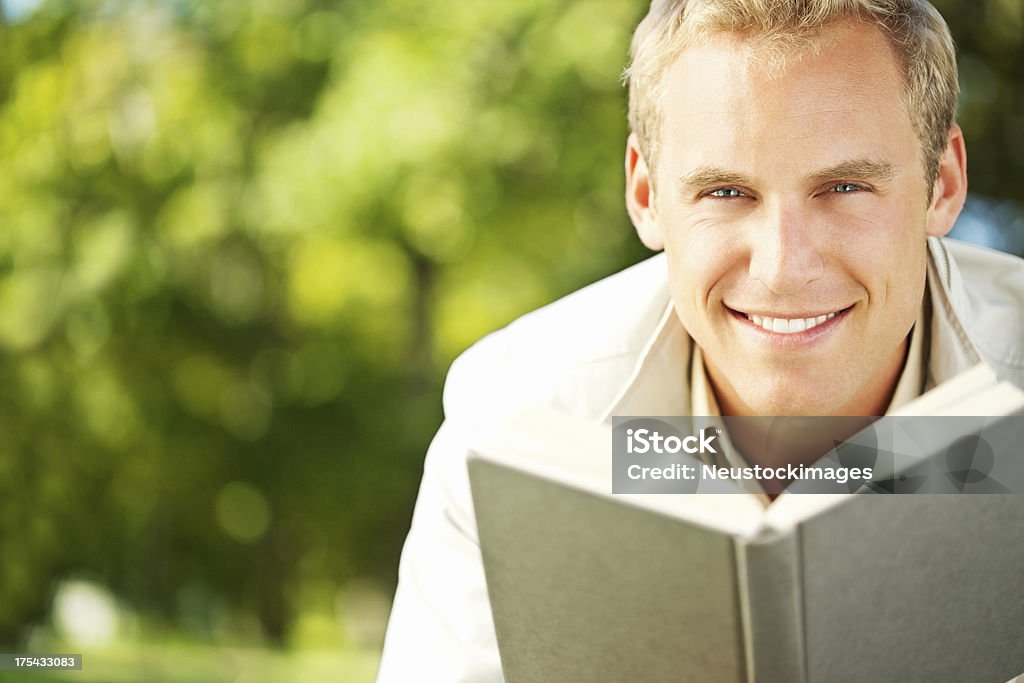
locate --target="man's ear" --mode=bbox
[925,124,968,237]
[625,133,663,251]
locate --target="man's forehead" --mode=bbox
[669,22,902,89]
[655,21,915,171]
[663,18,902,82]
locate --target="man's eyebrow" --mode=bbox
[805,159,897,184]
[677,167,754,190]
[675,160,898,194]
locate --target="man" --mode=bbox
[378,0,1024,680]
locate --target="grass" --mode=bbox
[0,642,380,683]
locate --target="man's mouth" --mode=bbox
[733,307,852,334]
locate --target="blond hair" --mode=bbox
[625,0,958,189]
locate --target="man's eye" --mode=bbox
[708,188,745,198]
[830,183,863,194]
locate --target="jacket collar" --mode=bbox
[600,301,691,420]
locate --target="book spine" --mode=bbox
[735,531,806,683]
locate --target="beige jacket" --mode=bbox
[376,237,1024,682]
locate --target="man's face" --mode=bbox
[628,21,963,416]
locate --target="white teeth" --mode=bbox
[744,310,843,334]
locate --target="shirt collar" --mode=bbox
[886,295,929,413]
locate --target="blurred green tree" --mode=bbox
[0,0,1020,649]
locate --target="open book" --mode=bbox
[467,364,1024,683]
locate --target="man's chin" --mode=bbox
[737,382,853,417]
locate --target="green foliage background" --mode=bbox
[0,0,1021,677]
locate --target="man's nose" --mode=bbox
[747,199,824,295]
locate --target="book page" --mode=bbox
[763,364,1023,531]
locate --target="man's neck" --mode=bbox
[709,336,910,494]
[710,335,909,420]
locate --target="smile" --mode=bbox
[734,307,852,334]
